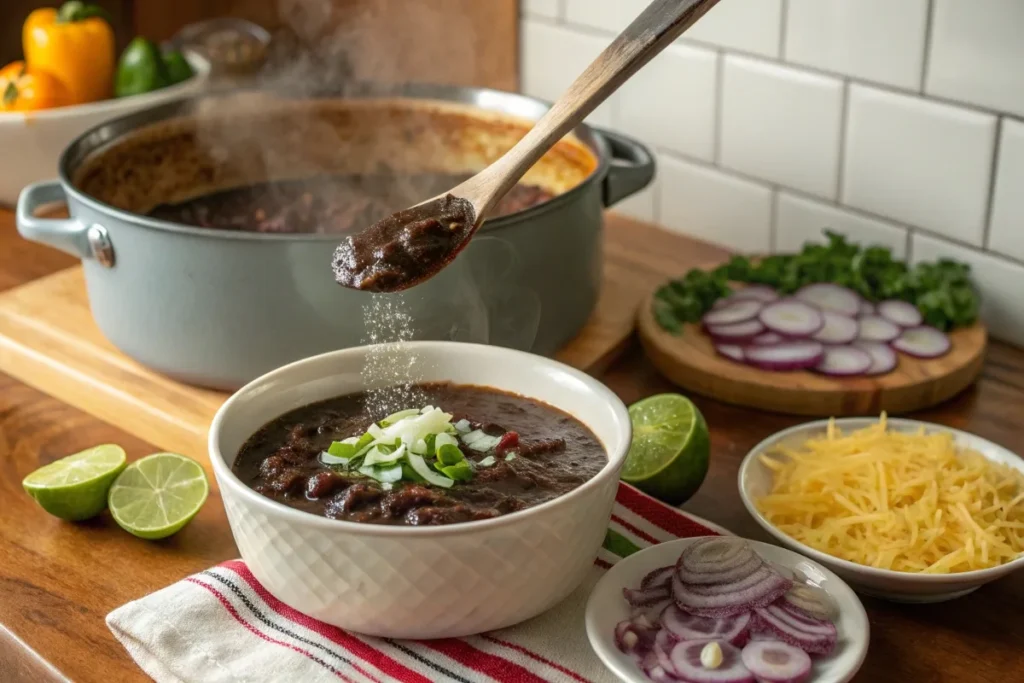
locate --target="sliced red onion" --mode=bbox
[750,332,785,345]
[740,640,811,683]
[661,604,752,646]
[642,566,676,591]
[678,552,764,586]
[772,603,838,638]
[813,345,872,377]
[681,566,781,598]
[669,640,753,683]
[703,300,764,327]
[615,618,658,656]
[751,606,836,655]
[715,344,746,363]
[783,584,839,621]
[857,315,901,343]
[743,341,824,372]
[707,318,766,342]
[877,299,923,328]
[678,539,755,575]
[852,341,898,375]
[758,300,825,338]
[811,311,859,345]
[644,663,681,683]
[859,300,876,316]
[625,586,672,608]
[892,326,951,359]
[654,628,680,676]
[673,571,792,618]
[794,283,861,317]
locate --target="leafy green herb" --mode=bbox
[652,230,979,334]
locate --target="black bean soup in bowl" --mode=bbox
[233,382,608,526]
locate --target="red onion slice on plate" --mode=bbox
[892,326,951,359]
[744,341,825,372]
[703,300,764,326]
[707,318,766,342]
[811,311,859,345]
[715,344,746,363]
[852,341,898,375]
[740,640,812,683]
[642,566,676,591]
[661,604,752,646]
[750,332,785,345]
[673,571,792,618]
[794,283,861,317]
[758,300,825,338]
[813,345,872,377]
[751,606,836,655]
[856,315,901,343]
[624,586,672,607]
[877,299,923,327]
[669,640,754,683]
[859,300,876,316]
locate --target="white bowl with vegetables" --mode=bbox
[586,536,870,683]
[0,51,209,206]
[739,417,1024,602]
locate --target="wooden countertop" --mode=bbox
[1,208,1022,683]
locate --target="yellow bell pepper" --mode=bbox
[23,2,115,105]
[0,61,72,111]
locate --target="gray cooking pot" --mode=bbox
[16,85,653,390]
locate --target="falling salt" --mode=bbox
[361,293,423,417]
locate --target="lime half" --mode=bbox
[108,453,209,540]
[23,444,127,521]
[622,394,710,505]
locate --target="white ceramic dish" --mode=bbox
[209,341,632,639]
[585,537,870,683]
[739,418,1024,603]
[0,52,209,206]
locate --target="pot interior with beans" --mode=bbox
[71,93,599,234]
[231,382,607,526]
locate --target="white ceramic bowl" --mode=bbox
[739,417,1024,602]
[586,538,870,683]
[0,53,209,206]
[209,341,632,638]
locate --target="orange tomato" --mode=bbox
[0,61,72,112]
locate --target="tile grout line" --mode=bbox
[712,50,726,164]
[981,117,1004,250]
[834,80,851,203]
[918,0,935,94]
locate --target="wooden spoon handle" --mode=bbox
[469,0,720,214]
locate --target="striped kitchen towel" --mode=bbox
[107,484,722,683]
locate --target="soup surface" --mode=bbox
[233,382,607,526]
[149,173,553,234]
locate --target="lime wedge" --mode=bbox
[622,394,710,505]
[23,444,127,521]
[108,453,209,540]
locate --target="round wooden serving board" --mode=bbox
[637,291,988,417]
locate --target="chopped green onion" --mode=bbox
[363,443,406,467]
[477,455,496,467]
[359,464,403,483]
[407,453,455,488]
[319,451,350,466]
[505,453,517,461]
[402,462,426,483]
[436,443,465,467]
[454,419,472,433]
[424,433,437,456]
[380,408,419,427]
[439,460,474,481]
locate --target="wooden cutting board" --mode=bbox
[0,215,730,459]
[637,289,988,416]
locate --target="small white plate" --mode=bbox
[585,537,870,683]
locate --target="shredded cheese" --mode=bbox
[756,414,1024,574]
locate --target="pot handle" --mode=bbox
[597,129,656,208]
[16,180,95,261]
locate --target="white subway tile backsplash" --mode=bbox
[926,0,1024,117]
[610,185,658,223]
[522,0,562,20]
[682,0,782,59]
[658,156,772,253]
[564,0,646,33]
[616,44,718,161]
[912,233,1024,348]
[519,20,613,126]
[842,85,997,245]
[775,192,908,257]
[784,0,927,91]
[988,119,1024,263]
[720,56,843,199]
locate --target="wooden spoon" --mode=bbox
[333,0,721,292]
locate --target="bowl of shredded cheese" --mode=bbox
[739,415,1024,602]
